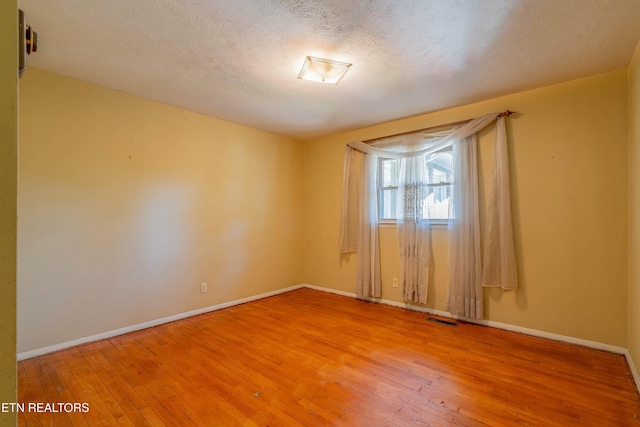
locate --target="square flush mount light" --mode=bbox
[298,56,352,84]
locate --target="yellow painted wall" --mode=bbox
[0,0,18,425]
[303,71,628,346]
[629,40,640,375]
[18,68,304,353]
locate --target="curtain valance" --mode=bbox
[346,112,499,158]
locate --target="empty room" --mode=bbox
[2,0,640,425]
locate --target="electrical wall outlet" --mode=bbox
[392,278,399,288]
[200,282,208,293]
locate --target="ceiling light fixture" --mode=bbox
[298,56,352,84]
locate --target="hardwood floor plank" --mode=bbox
[78,341,152,427]
[18,288,640,426]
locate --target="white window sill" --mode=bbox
[378,220,450,229]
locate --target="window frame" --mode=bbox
[377,148,454,227]
[377,156,399,222]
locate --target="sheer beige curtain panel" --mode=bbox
[355,153,381,298]
[481,117,518,290]
[338,146,359,253]
[339,148,381,298]
[447,135,483,318]
[397,156,430,304]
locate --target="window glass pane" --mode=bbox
[381,159,399,187]
[380,188,397,219]
[425,151,453,184]
[425,184,453,219]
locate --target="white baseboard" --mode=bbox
[303,284,628,355]
[17,284,304,361]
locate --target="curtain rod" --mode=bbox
[363,110,516,143]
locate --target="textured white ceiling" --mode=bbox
[18,0,640,140]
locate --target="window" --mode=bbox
[379,156,399,220]
[378,148,454,222]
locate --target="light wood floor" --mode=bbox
[18,288,640,426]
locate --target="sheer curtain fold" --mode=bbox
[447,135,483,319]
[353,153,381,298]
[339,147,359,253]
[339,112,517,315]
[482,117,518,290]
